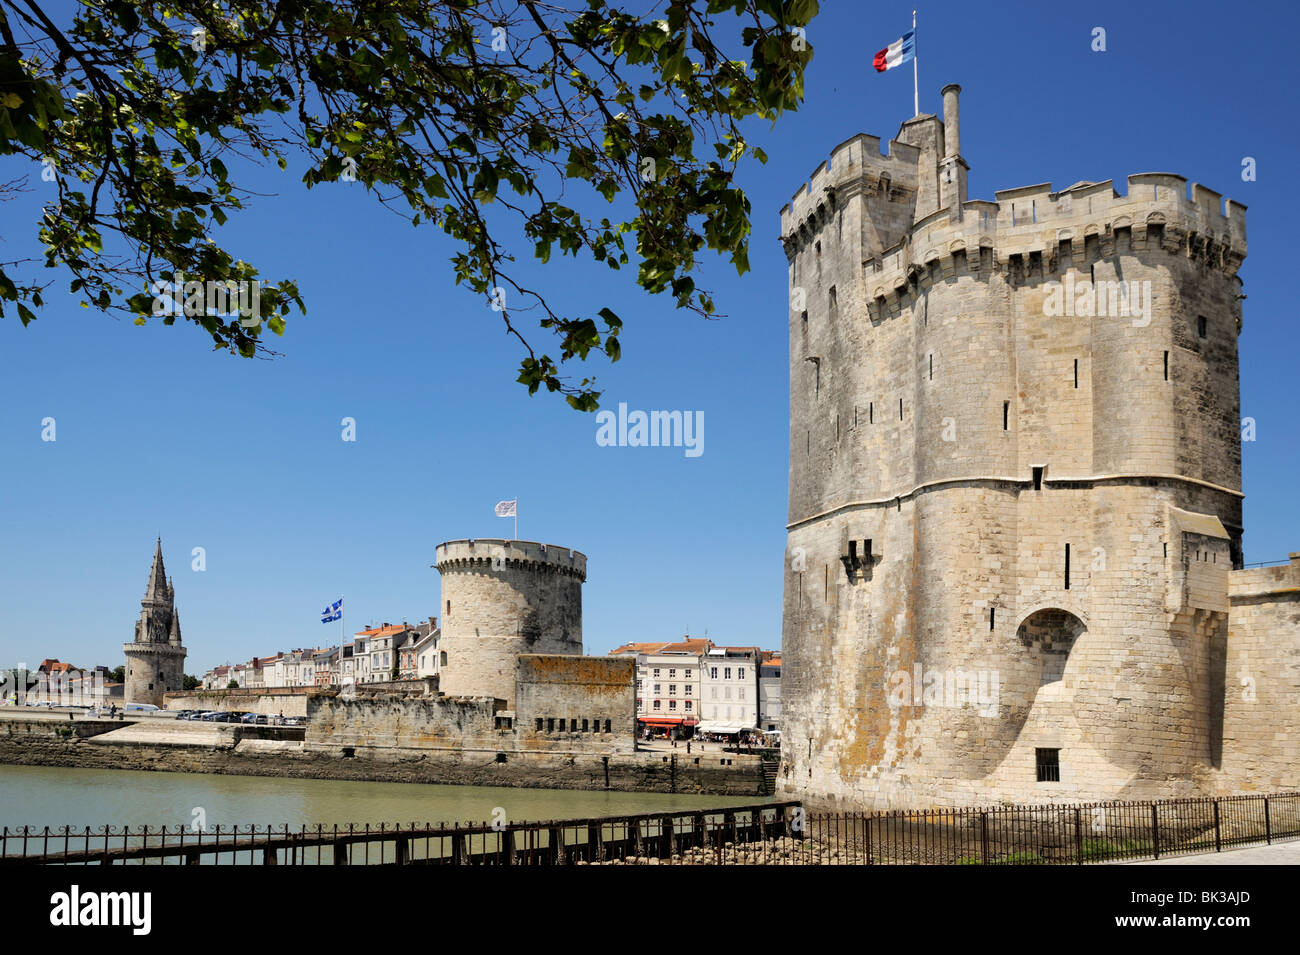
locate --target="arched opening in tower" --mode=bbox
[1016,609,1086,687]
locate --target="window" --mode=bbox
[446,600,450,615]
[1064,543,1071,590]
[652,668,660,678]
[1036,748,1061,783]
[669,700,677,711]
[684,669,692,678]
[1163,350,1169,381]
[1198,315,1208,338]
[685,685,693,697]
[685,701,692,711]
[546,718,554,732]
[558,719,566,732]
[710,667,718,679]
[653,700,661,710]
[653,684,661,694]
[1033,466,1044,491]
[668,668,676,678]
[738,667,745,679]
[668,684,676,695]
[1003,401,1009,430]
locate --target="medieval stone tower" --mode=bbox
[778,85,1247,809]
[434,539,585,708]
[123,539,188,706]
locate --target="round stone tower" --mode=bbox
[433,539,586,708]
[123,538,187,707]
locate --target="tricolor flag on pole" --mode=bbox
[872,31,915,73]
[874,11,919,117]
[495,499,518,539]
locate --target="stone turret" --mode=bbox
[433,539,585,709]
[123,539,187,706]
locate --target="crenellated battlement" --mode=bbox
[859,170,1246,315]
[780,129,925,252]
[435,539,587,580]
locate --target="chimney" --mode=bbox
[938,84,968,215]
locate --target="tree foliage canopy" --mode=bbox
[0,0,816,408]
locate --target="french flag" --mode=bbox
[873,31,915,73]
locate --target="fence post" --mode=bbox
[395,835,409,865]
[1264,798,1272,845]
[659,818,675,859]
[548,826,564,865]
[1151,804,1160,860]
[262,845,277,865]
[980,812,989,865]
[1073,808,1083,864]
[333,841,349,865]
[1213,800,1221,853]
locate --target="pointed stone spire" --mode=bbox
[169,609,181,645]
[144,537,168,604]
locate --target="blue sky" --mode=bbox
[2,0,1296,673]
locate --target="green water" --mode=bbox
[0,764,768,833]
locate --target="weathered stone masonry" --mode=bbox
[778,84,1295,809]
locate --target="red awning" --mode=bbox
[638,717,684,726]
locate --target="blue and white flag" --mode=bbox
[321,598,343,623]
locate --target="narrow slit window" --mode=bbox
[1198,315,1208,338]
[1064,543,1071,590]
[990,607,995,631]
[869,402,874,424]
[1164,350,1169,381]
[899,398,904,420]
[1033,466,1044,491]
[1003,401,1010,430]
[929,353,934,380]
[1074,358,1079,389]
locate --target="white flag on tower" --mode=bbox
[494,500,517,518]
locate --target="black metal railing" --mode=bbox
[4,792,1297,865]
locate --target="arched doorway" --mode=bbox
[1016,608,1086,685]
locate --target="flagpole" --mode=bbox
[514,500,518,541]
[339,593,344,688]
[912,10,919,117]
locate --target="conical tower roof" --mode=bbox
[144,538,169,604]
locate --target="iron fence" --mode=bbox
[4,792,1297,865]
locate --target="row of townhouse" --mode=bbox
[608,639,782,738]
[202,618,441,691]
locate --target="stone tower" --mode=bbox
[778,86,1246,809]
[123,539,188,706]
[434,539,585,708]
